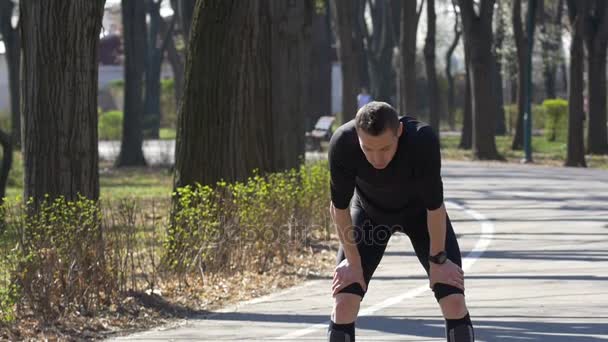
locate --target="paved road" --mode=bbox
[109,161,608,341]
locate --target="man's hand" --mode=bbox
[429,259,464,290]
[332,258,367,296]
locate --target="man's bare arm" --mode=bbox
[427,203,447,255]
[329,202,361,266]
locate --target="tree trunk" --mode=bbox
[331,0,359,122]
[269,0,313,170]
[0,0,20,146]
[586,43,608,154]
[584,1,608,155]
[424,0,440,133]
[458,0,501,159]
[541,0,564,100]
[160,16,185,113]
[399,0,419,115]
[309,3,332,127]
[20,0,104,204]
[565,0,587,167]
[459,40,472,149]
[494,2,506,135]
[354,0,370,91]
[511,0,528,150]
[179,0,196,44]
[361,0,396,103]
[0,129,12,204]
[445,0,461,131]
[144,0,162,139]
[174,0,313,189]
[117,0,147,167]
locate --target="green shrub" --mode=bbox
[504,104,517,134]
[0,196,112,320]
[160,78,177,129]
[98,110,123,140]
[543,98,568,142]
[164,160,331,277]
[504,103,546,134]
[532,104,545,130]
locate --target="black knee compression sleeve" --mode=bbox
[328,320,355,342]
[446,313,474,342]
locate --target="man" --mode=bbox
[327,102,474,341]
[357,87,373,109]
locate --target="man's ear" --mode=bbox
[397,122,403,137]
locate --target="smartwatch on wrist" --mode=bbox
[429,251,448,265]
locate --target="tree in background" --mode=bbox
[424,0,441,133]
[143,0,163,139]
[177,0,196,44]
[511,0,539,150]
[20,0,104,204]
[398,0,423,115]
[359,0,399,104]
[459,38,472,149]
[269,0,313,171]
[457,0,501,159]
[117,0,147,167]
[309,0,332,127]
[174,0,313,190]
[540,0,565,100]
[584,0,608,154]
[493,1,507,135]
[0,0,20,146]
[565,0,588,167]
[445,0,461,131]
[331,0,360,122]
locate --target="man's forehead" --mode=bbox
[357,130,396,148]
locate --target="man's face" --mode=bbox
[357,123,403,170]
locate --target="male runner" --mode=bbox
[327,102,474,341]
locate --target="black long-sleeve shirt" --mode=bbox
[328,116,444,223]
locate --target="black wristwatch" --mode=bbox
[429,251,448,265]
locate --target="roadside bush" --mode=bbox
[543,98,568,142]
[99,110,123,140]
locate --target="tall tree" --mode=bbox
[143,0,162,139]
[457,0,501,159]
[424,0,441,133]
[117,0,147,167]
[512,0,539,150]
[540,0,564,99]
[398,0,424,115]
[0,129,11,203]
[174,0,313,189]
[584,0,608,154]
[177,0,196,44]
[160,14,184,111]
[0,0,20,146]
[331,0,360,122]
[445,0,461,131]
[565,0,588,166]
[359,0,398,103]
[20,0,104,204]
[354,0,370,92]
[459,39,472,149]
[493,1,507,135]
[269,0,313,170]
[309,1,332,127]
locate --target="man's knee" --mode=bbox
[332,293,361,323]
[438,294,468,319]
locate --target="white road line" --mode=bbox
[275,200,495,340]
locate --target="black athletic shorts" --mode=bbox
[336,203,464,301]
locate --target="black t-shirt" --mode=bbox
[328,116,443,222]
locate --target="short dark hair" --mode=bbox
[355,101,399,136]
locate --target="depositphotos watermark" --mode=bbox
[181,218,407,248]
